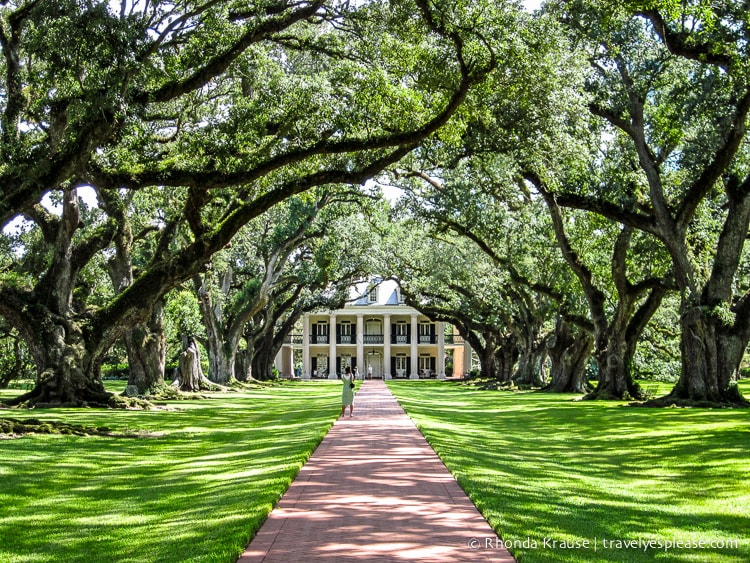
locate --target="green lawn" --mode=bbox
[387,380,750,563]
[2,379,748,563]
[0,382,341,563]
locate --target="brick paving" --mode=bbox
[236,380,515,562]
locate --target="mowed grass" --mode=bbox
[387,380,750,563]
[0,381,341,563]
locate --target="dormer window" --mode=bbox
[368,286,378,303]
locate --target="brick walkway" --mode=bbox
[236,380,515,562]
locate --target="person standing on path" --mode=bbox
[341,366,355,417]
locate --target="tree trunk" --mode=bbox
[203,327,238,384]
[102,192,167,396]
[461,331,499,379]
[588,287,669,401]
[194,272,246,384]
[251,347,276,381]
[234,349,251,382]
[513,351,531,385]
[545,326,593,394]
[495,338,518,384]
[669,303,749,405]
[716,323,749,397]
[478,344,498,379]
[244,337,256,381]
[536,342,548,386]
[6,321,111,407]
[4,189,116,407]
[591,331,639,399]
[125,300,166,394]
[513,335,546,387]
[211,346,237,384]
[544,197,672,400]
[246,316,279,381]
[667,186,750,406]
[178,338,207,392]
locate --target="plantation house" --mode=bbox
[275,278,470,379]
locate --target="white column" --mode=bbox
[383,313,392,379]
[464,340,473,378]
[274,348,291,378]
[437,321,445,379]
[328,313,337,379]
[410,313,419,379]
[302,314,311,379]
[356,314,364,379]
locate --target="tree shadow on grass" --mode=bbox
[0,387,341,563]
[389,382,750,563]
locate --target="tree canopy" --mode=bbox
[0,0,504,406]
[0,0,748,407]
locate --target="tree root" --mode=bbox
[630,396,750,408]
[0,417,157,437]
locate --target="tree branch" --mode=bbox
[133,1,326,104]
[638,9,734,69]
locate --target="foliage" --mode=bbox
[0,0,747,399]
[632,314,681,382]
[164,289,205,357]
[525,0,750,401]
[0,0,502,405]
[0,320,34,387]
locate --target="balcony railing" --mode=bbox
[363,334,384,344]
[297,332,463,346]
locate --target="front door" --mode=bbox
[367,351,383,379]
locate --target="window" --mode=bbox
[339,321,353,344]
[419,355,431,370]
[315,322,328,344]
[364,319,383,344]
[419,355,432,377]
[395,355,407,378]
[395,322,408,344]
[368,286,378,303]
[419,322,433,343]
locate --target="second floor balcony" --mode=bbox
[285,329,464,347]
[363,334,384,344]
